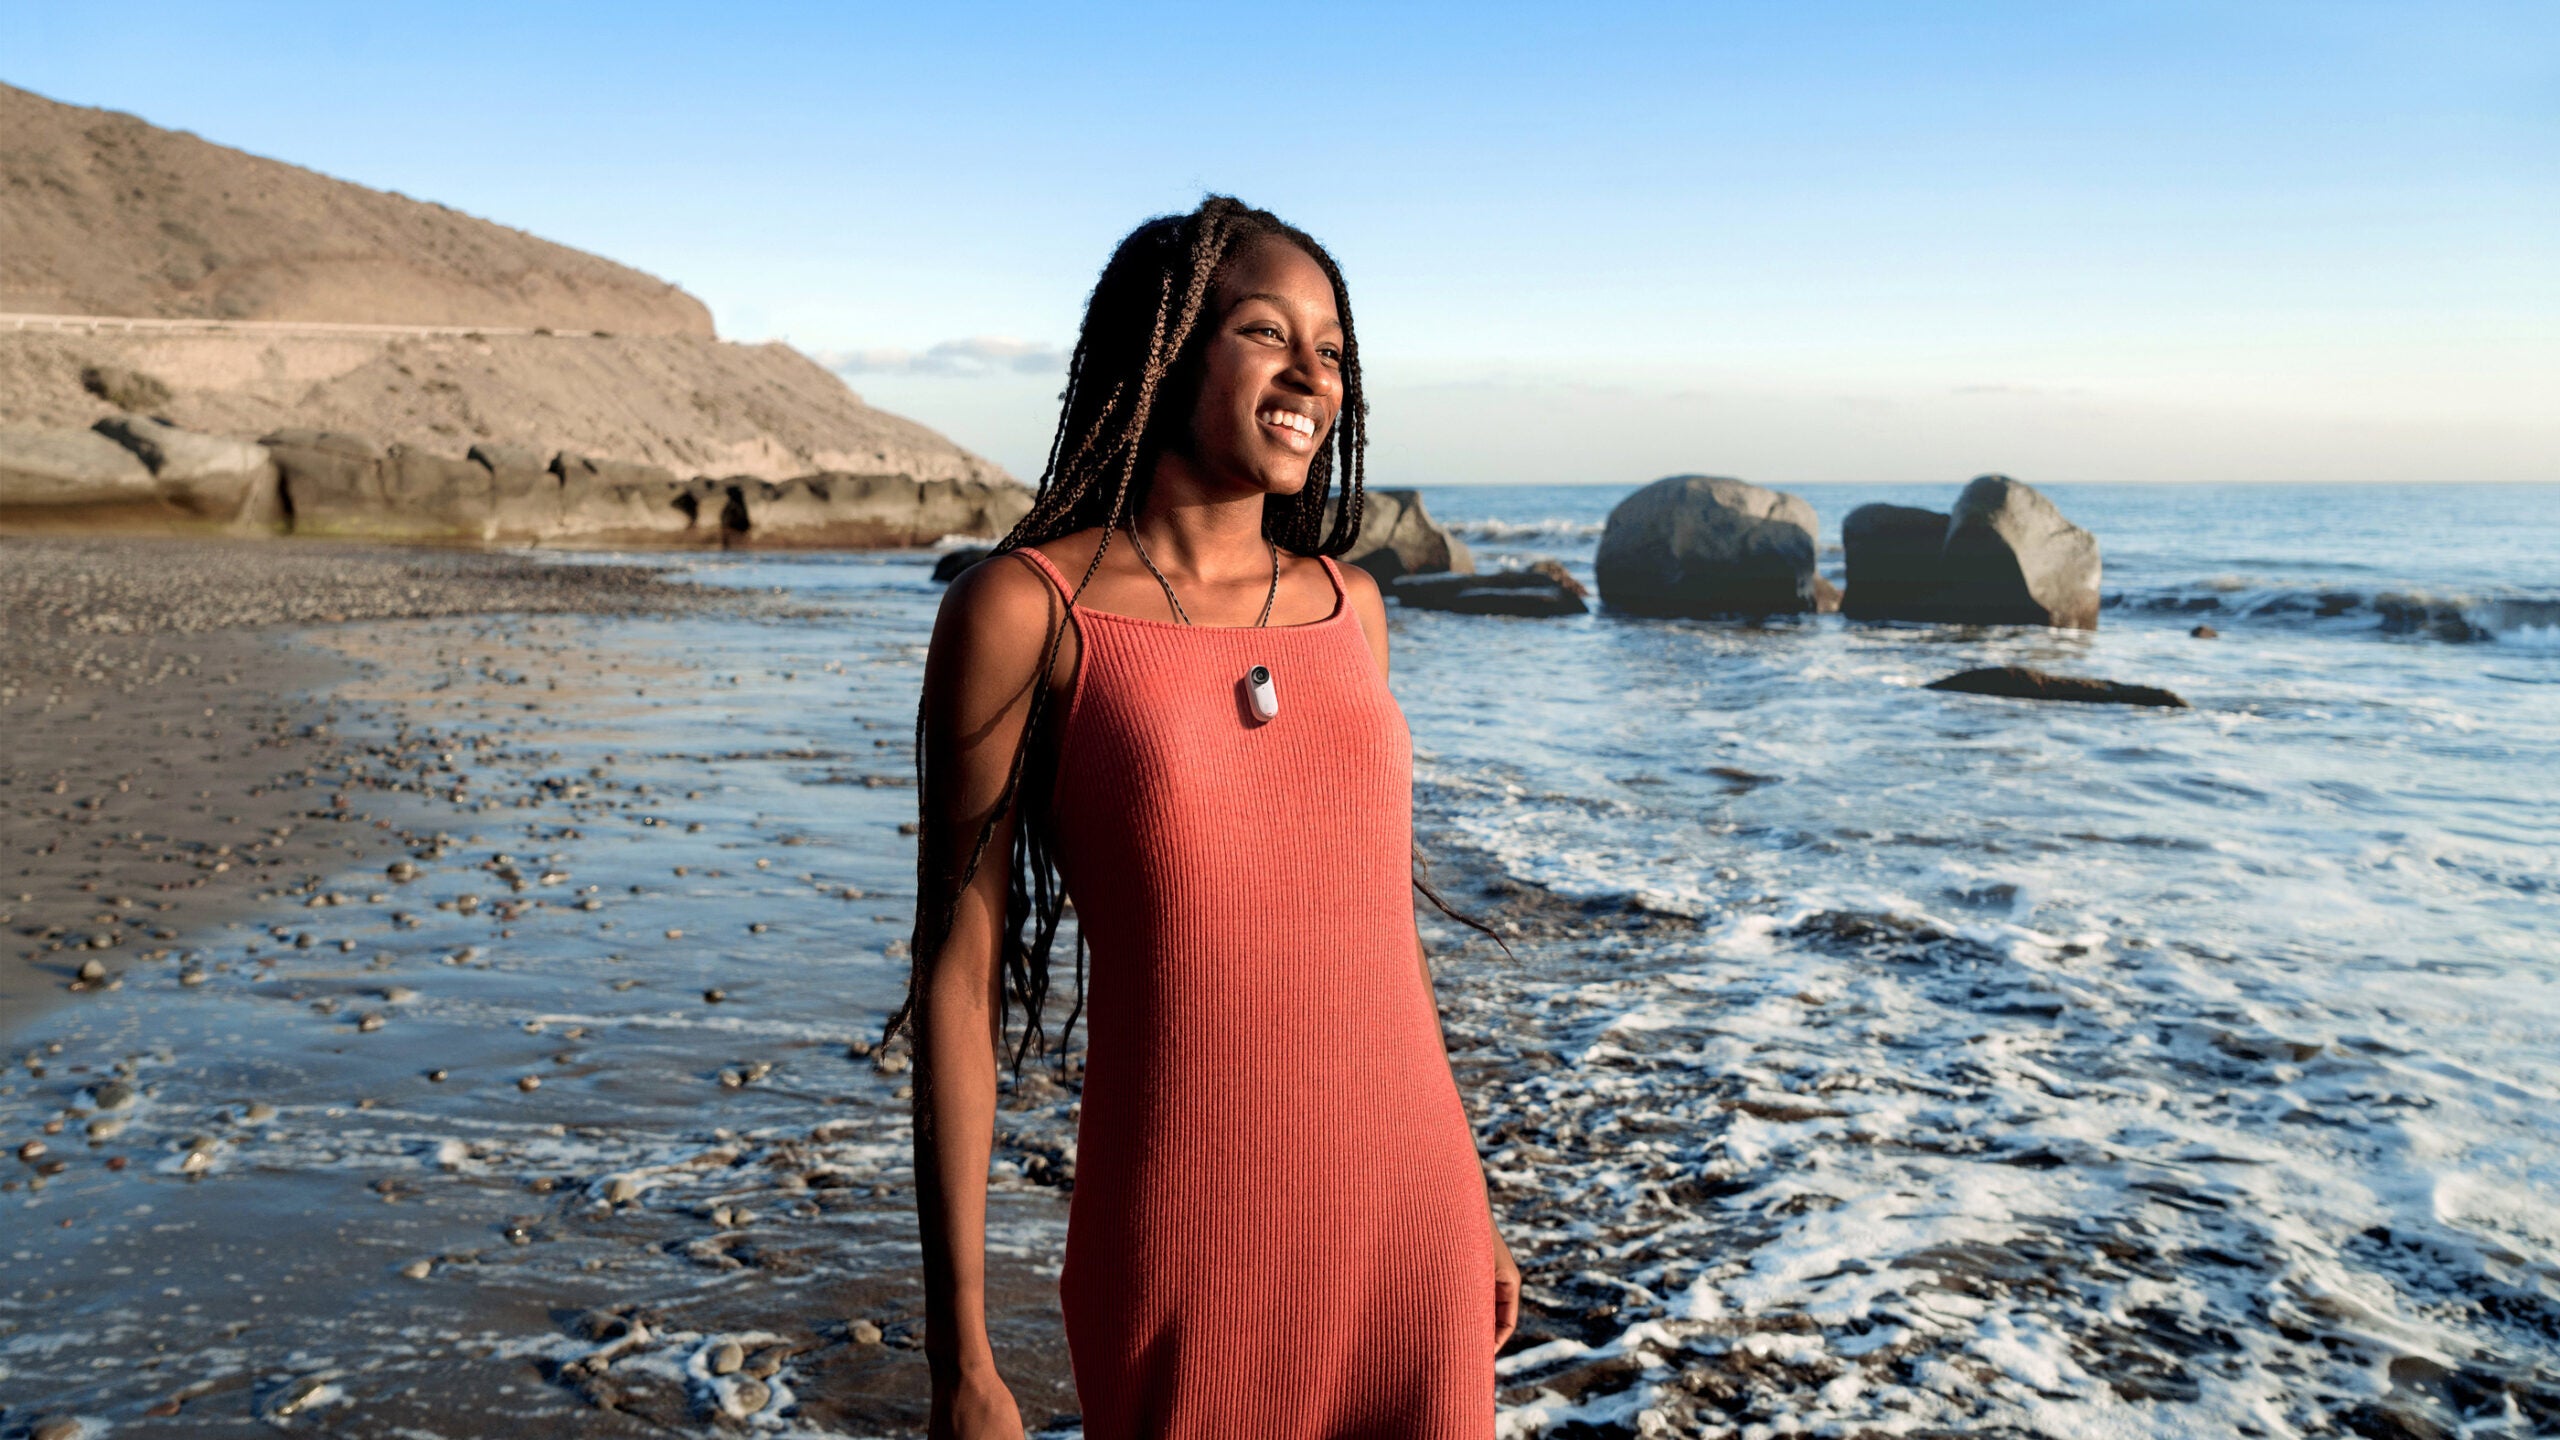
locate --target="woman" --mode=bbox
[888,196,1519,1439]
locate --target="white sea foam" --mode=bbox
[1454,517,1608,542]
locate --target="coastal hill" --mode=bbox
[0,80,1009,494]
[0,80,709,333]
[0,325,1009,487]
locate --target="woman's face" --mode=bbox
[1178,238,1344,496]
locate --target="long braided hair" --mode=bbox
[881,195,1486,1079]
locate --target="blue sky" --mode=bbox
[6,1,2553,483]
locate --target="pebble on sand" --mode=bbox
[849,1318,884,1345]
[708,1338,744,1375]
[517,1075,542,1092]
[400,1258,434,1279]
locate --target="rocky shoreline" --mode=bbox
[0,417,1031,550]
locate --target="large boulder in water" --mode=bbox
[1926,666,2186,708]
[933,546,993,582]
[1332,488,1471,581]
[1594,475,1818,617]
[1939,476,2099,629]
[1840,503,1951,620]
[1841,477,2101,630]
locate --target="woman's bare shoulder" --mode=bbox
[940,548,1052,626]
[931,545,1083,692]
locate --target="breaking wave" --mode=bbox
[1452,517,1607,542]
[2104,583,2560,644]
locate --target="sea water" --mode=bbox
[3,482,2552,1436]
[1392,481,2560,1435]
[671,480,2560,1434]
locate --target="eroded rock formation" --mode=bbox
[1,419,1028,548]
[1333,488,1472,581]
[1842,477,2101,630]
[1595,475,1820,617]
[1388,561,1588,617]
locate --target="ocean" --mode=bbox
[2,481,2552,1436]
[1404,481,2560,1435]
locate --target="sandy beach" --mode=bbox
[1,539,1089,1432]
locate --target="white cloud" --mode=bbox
[819,337,1066,377]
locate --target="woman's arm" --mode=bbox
[1344,561,1524,1352]
[911,554,1065,1438]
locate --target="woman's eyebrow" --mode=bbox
[1230,291,1342,328]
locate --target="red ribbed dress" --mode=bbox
[1012,545,1497,1439]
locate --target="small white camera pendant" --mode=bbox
[1245,664,1280,723]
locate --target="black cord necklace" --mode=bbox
[1124,518,1280,627]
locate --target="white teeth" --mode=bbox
[1261,410,1314,436]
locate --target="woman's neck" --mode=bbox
[1129,450,1272,579]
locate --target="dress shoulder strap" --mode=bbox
[1315,553,1348,603]
[1006,545,1078,608]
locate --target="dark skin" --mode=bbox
[912,238,1520,1438]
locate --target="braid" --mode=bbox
[883,196,1374,1076]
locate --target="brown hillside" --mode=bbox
[0,328,1009,485]
[0,81,712,335]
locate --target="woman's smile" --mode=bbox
[1256,403,1322,452]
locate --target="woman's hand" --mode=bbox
[930,1363,1027,1439]
[1493,1219,1522,1353]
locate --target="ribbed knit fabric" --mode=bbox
[1012,545,1497,1439]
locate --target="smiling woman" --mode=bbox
[885,196,1518,1438]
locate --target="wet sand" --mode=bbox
[0,542,1085,1435]
[2,537,716,1031]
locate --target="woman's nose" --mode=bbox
[1287,341,1342,397]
